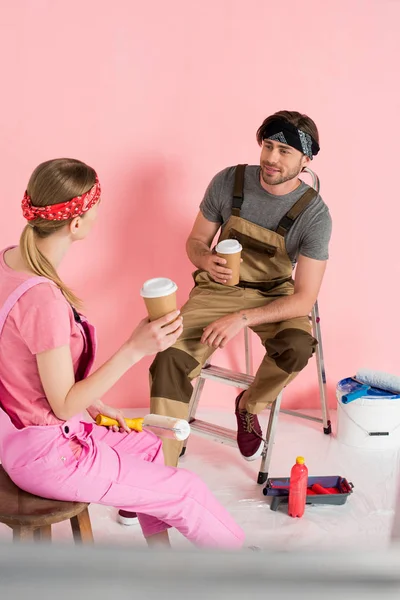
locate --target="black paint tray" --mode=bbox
[263,475,354,512]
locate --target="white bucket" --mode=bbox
[336,379,400,450]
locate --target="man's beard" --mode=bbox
[261,159,303,186]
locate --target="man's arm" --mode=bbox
[186,211,220,268]
[241,255,327,326]
[186,211,234,284]
[201,255,327,348]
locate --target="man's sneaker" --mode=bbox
[235,392,264,461]
[117,510,139,526]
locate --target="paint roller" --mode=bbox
[341,368,400,404]
[95,413,191,441]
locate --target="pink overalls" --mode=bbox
[0,277,245,549]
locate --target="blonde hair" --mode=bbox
[20,158,97,309]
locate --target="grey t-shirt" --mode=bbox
[199,166,332,263]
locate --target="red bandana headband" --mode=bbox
[22,175,101,222]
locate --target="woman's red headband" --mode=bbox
[22,176,101,222]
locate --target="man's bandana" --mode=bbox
[261,119,320,159]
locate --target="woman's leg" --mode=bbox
[91,425,169,533]
[145,530,171,549]
[18,424,245,550]
[95,434,245,549]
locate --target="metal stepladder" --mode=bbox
[181,167,332,484]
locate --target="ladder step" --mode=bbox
[200,365,254,389]
[189,419,237,447]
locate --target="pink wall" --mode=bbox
[1,1,399,411]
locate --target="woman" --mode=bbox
[0,158,245,549]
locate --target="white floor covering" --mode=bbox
[2,406,398,551]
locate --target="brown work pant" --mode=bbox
[150,279,316,466]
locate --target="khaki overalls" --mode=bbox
[150,165,318,466]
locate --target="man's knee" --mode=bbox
[150,348,199,402]
[265,328,317,374]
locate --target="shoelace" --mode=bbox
[239,410,265,441]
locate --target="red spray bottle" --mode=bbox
[288,456,308,518]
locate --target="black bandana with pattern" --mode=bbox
[261,119,320,159]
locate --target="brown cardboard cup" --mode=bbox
[215,239,242,286]
[140,278,178,322]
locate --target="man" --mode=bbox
[150,110,332,467]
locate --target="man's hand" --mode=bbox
[201,312,247,349]
[200,253,233,284]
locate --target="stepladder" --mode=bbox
[182,300,331,484]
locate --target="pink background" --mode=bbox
[0,1,398,411]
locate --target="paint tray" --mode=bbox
[263,475,354,512]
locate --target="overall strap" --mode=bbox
[232,164,248,217]
[276,188,318,237]
[0,277,50,336]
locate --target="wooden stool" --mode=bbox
[0,465,93,543]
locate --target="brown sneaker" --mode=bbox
[235,392,264,461]
[118,510,139,526]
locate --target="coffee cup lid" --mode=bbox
[140,278,178,298]
[215,239,242,254]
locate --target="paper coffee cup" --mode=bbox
[215,239,242,285]
[140,277,178,321]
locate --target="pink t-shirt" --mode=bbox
[0,247,85,428]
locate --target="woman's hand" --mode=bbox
[88,400,130,433]
[127,311,183,361]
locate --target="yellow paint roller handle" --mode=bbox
[95,414,144,432]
